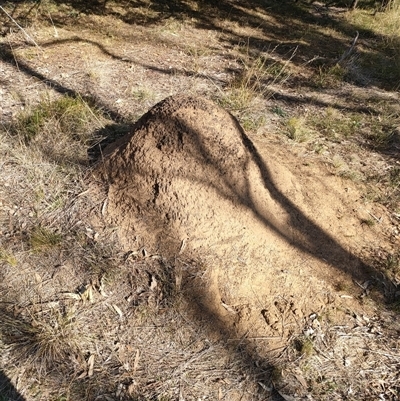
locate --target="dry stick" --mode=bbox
[7,36,20,72]
[272,45,298,85]
[337,31,359,65]
[48,12,59,38]
[0,5,42,50]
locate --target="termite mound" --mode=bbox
[95,94,287,258]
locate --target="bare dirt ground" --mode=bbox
[1,1,400,400]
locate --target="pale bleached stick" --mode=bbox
[0,5,42,50]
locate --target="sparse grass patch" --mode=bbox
[311,108,362,141]
[285,116,313,142]
[331,154,357,179]
[346,6,400,90]
[241,114,267,133]
[271,105,287,118]
[13,94,105,165]
[334,279,355,294]
[366,128,394,150]
[368,166,400,208]
[294,336,314,357]
[17,95,96,143]
[131,86,155,102]
[270,365,283,382]
[337,166,362,181]
[361,218,376,227]
[161,17,185,34]
[0,308,83,373]
[358,49,400,90]
[0,248,17,267]
[314,64,347,89]
[0,248,18,267]
[385,252,400,275]
[220,46,292,112]
[184,44,212,59]
[366,118,399,150]
[29,226,63,252]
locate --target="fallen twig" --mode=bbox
[0,5,43,50]
[337,31,359,65]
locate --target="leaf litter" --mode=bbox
[0,1,400,400]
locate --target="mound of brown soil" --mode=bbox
[95,94,386,344]
[97,95,292,256]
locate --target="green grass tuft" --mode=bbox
[29,226,63,252]
[0,248,18,267]
[314,64,347,89]
[285,116,313,142]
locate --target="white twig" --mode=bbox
[338,31,359,65]
[48,12,59,38]
[7,36,20,72]
[368,211,382,223]
[0,5,42,50]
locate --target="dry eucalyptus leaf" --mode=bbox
[63,292,81,301]
[133,349,140,372]
[112,304,123,318]
[88,354,95,377]
[150,275,158,291]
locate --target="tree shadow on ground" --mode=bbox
[0,370,26,401]
[0,2,399,398]
[91,94,400,398]
[1,31,398,166]
[3,0,399,91]
[0,35,397,300]
[2,0,399,165]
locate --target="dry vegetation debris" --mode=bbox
[1,1,400,400]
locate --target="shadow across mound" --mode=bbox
[92,93,397,396]
[96,94,371,284]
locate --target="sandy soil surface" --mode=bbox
[1,3,400,400]
[94,94,395,349]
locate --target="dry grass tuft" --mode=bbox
[0,248,17,266]
[1,1,400,400]
[285,116,313,142]
[11,94,106,166]
[314,64,347,89]
[29,226,63,252]
[221,47,293,112]
[0,309,82,373]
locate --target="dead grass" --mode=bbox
[217,44,294,133]
[345,4,400,89]
[11,94,106,166]
[1,1,400,400]
[0,308,83,373]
